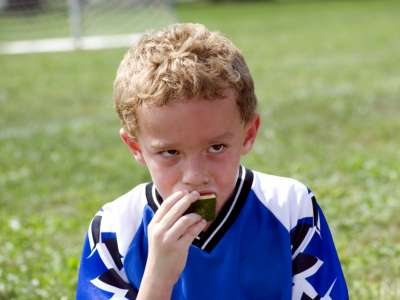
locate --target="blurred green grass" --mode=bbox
[1,0,399,298]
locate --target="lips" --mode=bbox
[198,191,216,197]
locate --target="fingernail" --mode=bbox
[191,190,200,197]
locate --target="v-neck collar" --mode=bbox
[145,166,254,253]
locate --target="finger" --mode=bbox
[160,191,199,229]
[152,190,185,223]
[165,213,202,242]
[179,219,207,246]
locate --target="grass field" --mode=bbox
[1,0,399,298]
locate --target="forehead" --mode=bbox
[136,90,243,145]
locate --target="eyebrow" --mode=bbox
[149,132,235,150]
[209,131,235,142]
[149,141,177,151]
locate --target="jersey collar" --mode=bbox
[145,166,254,253]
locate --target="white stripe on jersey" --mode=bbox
[201,165,245,250]
[90,277,131,300]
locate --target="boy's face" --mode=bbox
[121,89,259,214]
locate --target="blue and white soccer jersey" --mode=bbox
[77,167,348,299]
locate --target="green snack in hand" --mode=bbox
[186,194,216,221]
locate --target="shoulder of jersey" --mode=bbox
[251,170,315,232]
[95,183,148,256]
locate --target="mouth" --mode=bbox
[198,191,216,197]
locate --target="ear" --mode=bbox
[241,114,260,155]
[119,128,146,166]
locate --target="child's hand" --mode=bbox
[139,191,207,298]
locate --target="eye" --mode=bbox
[209,144,225,153]
[160,150,179,158]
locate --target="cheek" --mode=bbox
[148,163,181,197]
[212,153,241,188]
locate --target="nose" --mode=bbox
[181,155,209,188]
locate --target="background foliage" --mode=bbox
[1,0,399,298]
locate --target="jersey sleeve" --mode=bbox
[76,210,138,300]
[290,190,349,300]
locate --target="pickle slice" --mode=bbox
[186,194,216,221]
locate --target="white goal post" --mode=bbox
[0,0,176,54]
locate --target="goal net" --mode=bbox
[0,0,176,54]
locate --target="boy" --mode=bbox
[77,23,348,299]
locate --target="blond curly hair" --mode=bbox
[113,23,257,138]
